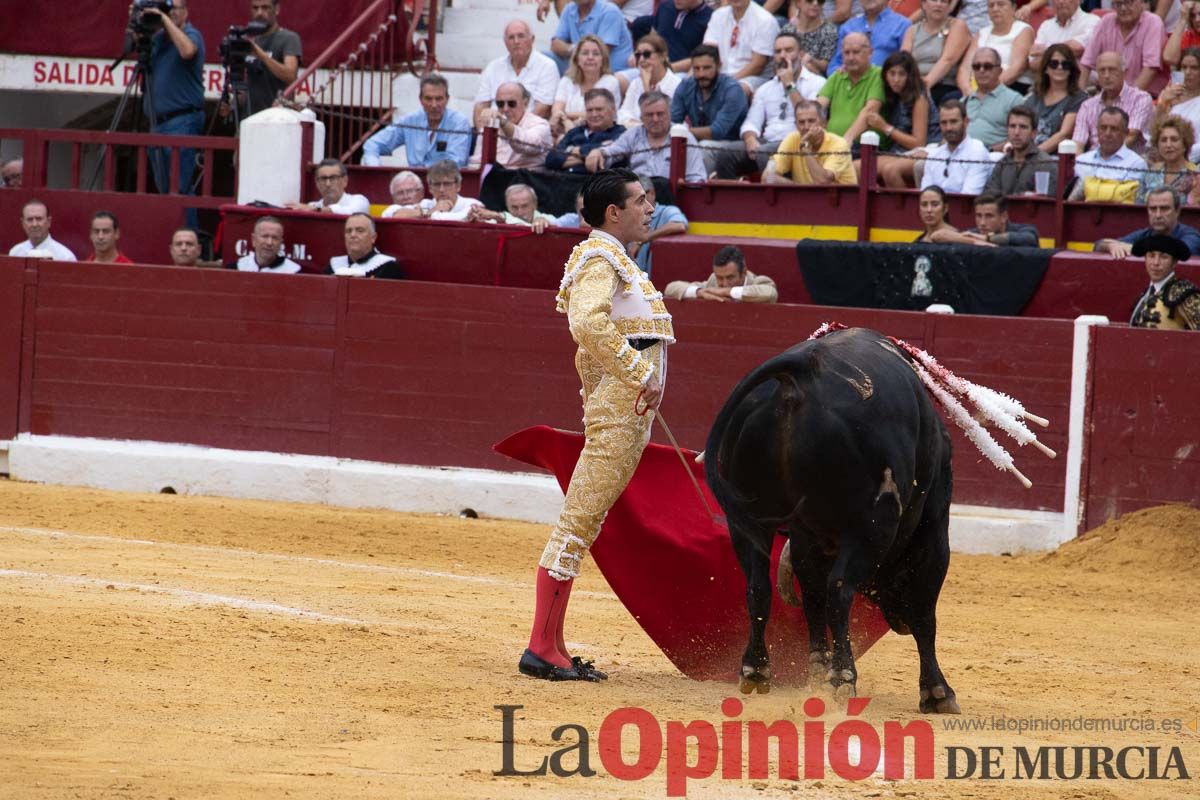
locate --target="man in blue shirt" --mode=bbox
[638,0,713,69]
[137,0,205,195]
[544,88,625,173]
[825,0,910,76]
[1095,187,1200,258]
[547,0,634,74]
[671,45,748,175]
[632,177,688,273]
[361,74,472,167]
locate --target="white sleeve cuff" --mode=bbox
[731,286,744,302]
[684,285,699,299]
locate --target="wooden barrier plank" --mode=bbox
[0,259,24,439]
[1084,326,1200,529]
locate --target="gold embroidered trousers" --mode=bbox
[539,342,663,580]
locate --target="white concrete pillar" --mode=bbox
[236,107,326,206]
[1062,314,1109,543]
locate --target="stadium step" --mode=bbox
[437,0,559,70]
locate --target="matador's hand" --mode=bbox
[640,376,663,411]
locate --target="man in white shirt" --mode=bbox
[915,99,992,195]
[419,159,483,221]
[474,20,559,126]
[228,216,301,273]
[1028,0,1099,69]
[8,200,76,261]
[721,31,826,177]
[473,82,555,169]
[1069,106,1148,199]
[663,245,779,302]
[703,0,779,91]
[287,159,371,215]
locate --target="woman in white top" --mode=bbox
[957,0,1034,95]
[618,32,681,127]
[550,35,623,140]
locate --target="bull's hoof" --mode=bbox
[827,668,857,700]
[807,650,832,684]
[739,665,771,694]
[919,685,961,714]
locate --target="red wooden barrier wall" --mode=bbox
[0,259,25,440]
[1082,325,1200,530]
[4,259,1196,523]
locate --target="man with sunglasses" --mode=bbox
[915,99,992,195]
[728,31,827,177]
[963,47,1022,150]
[1028,0,1098,71]
[474,21,559,126]
[475,83,554,169]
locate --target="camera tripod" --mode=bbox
[88,42,157,192]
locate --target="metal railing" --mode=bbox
[280,0,438,162]
[0,127,237,206]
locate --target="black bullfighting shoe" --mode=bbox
[571,656,608,681]
[519,649,601,682]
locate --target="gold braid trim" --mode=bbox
[556,238,642,313]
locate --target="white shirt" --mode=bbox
[1074,144,1147,181]
[740,71,826,142]
[309,193,371,215]
[618,70,681,126]
[381,203,420,218]
[9,235,76,261]
[418,195,482,221]
[235,253,301,273]
[977,20,1034,85]
[920,136,992,194]
[1034,8,1100,51]
[617,0,653,22]
[703,3,779,77]
[555,73,623,114]
[474,51,561,108]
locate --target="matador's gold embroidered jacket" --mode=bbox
[555,231,676,387]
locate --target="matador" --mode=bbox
[520,169,675,682]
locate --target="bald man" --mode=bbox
[815,32,884,144]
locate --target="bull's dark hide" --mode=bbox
[796,240,1052,316]
[479,167,677,217]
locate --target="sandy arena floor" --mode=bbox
[0,480,1196,799]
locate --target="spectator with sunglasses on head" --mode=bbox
[914,98,992,194]
[782,0,839,76]
[618,33,682,126]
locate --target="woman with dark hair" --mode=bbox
[902,0,970,106]
[915,185,958,242]
[1157,47,1200,162]
[867,51,941,187]
[1020,43,1086,154]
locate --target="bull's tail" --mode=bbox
[704,346,819,540]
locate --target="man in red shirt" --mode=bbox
[87,211,134,264]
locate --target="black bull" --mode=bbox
[704,327,960,714]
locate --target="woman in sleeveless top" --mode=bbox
[1157,48,1200,162]
[550,36,623,140]
[903,0,970,105]
[867,52,942,186]
[957,0,1033,95]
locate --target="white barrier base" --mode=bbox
[6,435,1067,554]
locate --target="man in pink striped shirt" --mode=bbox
[1073,52,1153,152]
[1079,0,1168,95]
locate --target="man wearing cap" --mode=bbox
[1129,234,1200,331]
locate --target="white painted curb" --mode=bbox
[6,434,1066,554]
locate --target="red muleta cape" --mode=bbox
[495,425,893,685]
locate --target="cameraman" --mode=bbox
[244,0,302,115]
[132,0,205,195]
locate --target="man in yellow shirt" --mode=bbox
[764,100,858,186]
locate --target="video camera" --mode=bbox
[219,19,271,84]
[129,0,174,38]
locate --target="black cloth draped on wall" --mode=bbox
[796,240,1052,316]
[479,167,677,217]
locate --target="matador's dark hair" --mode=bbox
[581,168,640,228]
